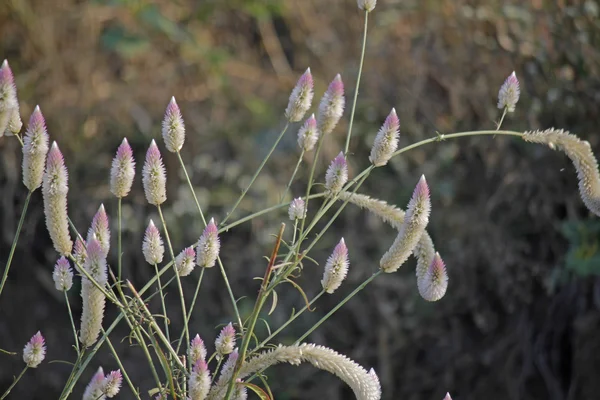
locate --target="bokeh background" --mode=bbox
[2,0,600,399]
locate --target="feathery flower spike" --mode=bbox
[53,256,73,291]
[84,238,108,284]
[87,204,110,258]
[162,96,186,152]
[110,138,135,198]
[22,106,50,191]
[196,218,220,268]
[288,197,306,221]
[297,114,318,151]
[83,367,105,400]
[357,0,377,11]
[380,175,431,273]
[215,323,236,358]
[79,238,107,347]
[325,152,348,194]
[102,370,122,398]
[285,67,314,122]
[188,334,208,365]
[369,108,400,167]
[317,74,345,135]
[143,219,164,265]
[42,142,73,255]
[175,246,196,276]
[73,236,88,267]
[443,393,452,400]
[497,71,520,113]
[189,359,211,400]
[214,349,239,387]
[142,139,167,205]
[0,59,20,136]
[321,238,349,294]
[23,331,46,368]
[417,252,448,301]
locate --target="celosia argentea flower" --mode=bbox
[73,236,88,267]
[325,152,348,194]
[497,71,520,113]
[321,238,349,294]
[196,218,220,268]
[188,334,208,365]
[297,114,318,152]
[369,108,400,167]
[83,367,105,400]
[288,197,307,221]
[79,238,108,347]
[142,219,164,265]
[102,370,123,398]
[42,142,73,256]
[417,252,448,302]
[175,246,196,277]
[0,59,21,137]
[110,138,135,198]
[215,323,236,357]
[285,67,314,122]
[87,204,110,258]
[23,331,46,368]
[357,0,377,11]
[53,256,73,291]
[188,359,211,400]
[162,96,186,152]
[22,106,50,192]
[317,74,345,135]
[142,139,167,205]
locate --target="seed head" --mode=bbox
[196,218,220,268]
[357,0,377,11]
[53,256,73,291]
[188,334,208,365]
[87,204,110,258]
[110,138,135,198]
[23,331,46,368]
[325,152,348,194]
[369,108,400,167]
[175,246,196,277]
[83,367,105,400]
[497,71,520,113]
[317,74,345,135]
[22,106,50,191]
[285,68,314,122]
[321,238,349,294]
[297,114,318,152]
[215,323,236,357]
[143,219,164,265]
[102,370,122,398]
[142,139,167,205]
[417,252,448,301]
[162,96,186,152]
[288,197,307,221]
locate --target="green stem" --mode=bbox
[117,198,123,287]
[0,191,32,299]
[280,150,304,203]
[64,291,80,354]
[103,330,141,400]
[176,267,205,354]
[154,263,170,342]
[344,10,369,155]
[1,366,28,400]
[496,107,508,131]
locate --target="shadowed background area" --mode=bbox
[2,0,600,399]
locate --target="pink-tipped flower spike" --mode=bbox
[216,349,238,382]
[42,142,73,256]
[23,331,46,368]
[297,114,318,152]
[102,370,122,398]
[325,152,348,194]
[288,197,306,221]
[417,252,448,302]
[196,218,220,268]
[53,256,73,291]
[143,219,164,265]
[188,334,208,365]
[110,138,135,198]
[162,96,186,152]
[380,175,431,273]
[175,246,196,277]
[357,0,377,11]
[285,67,314,122]
[443,393,452,400]
[83,367,105,400]
[497,71,520,113]
[142,139,167,205]
[369,108,400,167]
[215,323,236,357]
[22,106,50,191]
[0,59,20,137]
[73,236,88,267]
[317,74,345,135]
[188,359,211,400]
[321,238,349,294]
[85,238,108,285]
[87,204,110,258]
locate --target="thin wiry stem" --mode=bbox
[64,291,80,355]
[496,107,508,131]
[103,329,141,400]
[280,150,305,203]
[0,366,28,400]
[117,197,123,288]
[154,262,170,342]
[176,267,205,354]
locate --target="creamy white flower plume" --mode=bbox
[189,359,211,400]
[317,74,345,135]
[297,114,318,152]
[110,138,135,198]
[23,331,46,368]
[22,106,50,191]
[369,108,400,167]
[162,96,186,152]
[142,139,167,205]
[188,334,208,366]
[196,218,220,268]
[215,323,236,357]
[53,256,73,291]
[83,367,106,400]
[417,252,448,301]
[143,219,164,265]
[321,238,349,294]
[497,71,520,113]
[102,370,122,398]
[325,152,348,194]
[175,246,196,276]
[0,60,20,137]
[79,238,107,347]
[286,68,314,122]
[288,197,306,220]
[87,204,110,258]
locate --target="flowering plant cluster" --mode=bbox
[1,1,599,399]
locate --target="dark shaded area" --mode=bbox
[1,0,600,399]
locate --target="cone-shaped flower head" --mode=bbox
[162,96,186,152]
[73,236,88,267]
[87,204,110,258]
[53,256,73,291]
[317,74,345,135]
[188,359,211,400]
[297,114,318,152]
[0,59,20,137]
[497,71,520,113]
[325,152,348,194]
[188,334,208,365]
[142,139,167,205]
[321,238,349,294]
[443,393,452,400]
[142,219,164,265]
[83,367,105,400]
[288,197,307,220]
[417,252,448,301]
[110,138,135,198]
[380,175,431,273]
[22,106,50,191]
[175,246,196,277]
[196,218,220,268]
[285,67,314,122]
[23,331,46,368]
[42,142,73,255]
[215,323,236,357]
[102,370,122,398]
[357,0,377,11]
[369,108,400,167]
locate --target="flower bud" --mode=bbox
[325,152,348,194]
[143,219,164,265]
[53,256,73,291]
[321,238,349,294]
[83,367,105,400]
[175,246,196,277]
[497,71,520,113]
[102,370,122,398]
[357,0,377,11]
[188,334,208,365]
[87,204,110,258]
[215,323,236,357]
[417,252,448,301]
[369,108,400,167]
[110,138,135,198]
[196,218,220,268]
[317,74,345,135]
[285,68,314,122]
[288,197,307,221]
[142,139,167,205]
[22,106,50,192]
[162,96,186,152]
[297,114,318,152]
[23,331,46,368]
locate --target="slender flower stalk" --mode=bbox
[110,138,135,198]
[317,74,345,136]
[22,106,50,191]
[87,204,110,258]
[52,256,73,291]
[285,68,314,122]
[325,152,348,194]
[175,246,196,276]
[321,238,349,294]
[497,71,520,113]
[142,220,164,265]
[369,108,400,167]
[23,331,46,368]
[142,139,167,206]
[417,252,449,302]
[196,218,220,268]
[162,96,186,152]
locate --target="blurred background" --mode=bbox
[2,0,600,399]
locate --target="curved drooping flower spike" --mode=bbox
[288,197,306,221]
[188,334,208,366]
[162,96,186,152]
[497,71,520,113]
[321,238,349,294]
[380,175,431,273]
[83,367,105,400]
[215,323,236,358]
[357,0,377,11]
[297,114,318,152]
[369,108,400,167]
[0,59,21,137]
[175,246,196,276]
[325,152,348,194]
[417,252,448,302]
[102,370,122,398]
[87,204,110,258]
[142,139,167,205]
[42,142,73,256]
[110,138,135,198]
[189,359,211,400]
[22,106,50,191]
[23,331,46,368]
[317,74,345,135]
[143,219,164,265]
[196,218,220,268]
[523,128,600,217]
[286,67,314,122]
[53,256,73,291]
